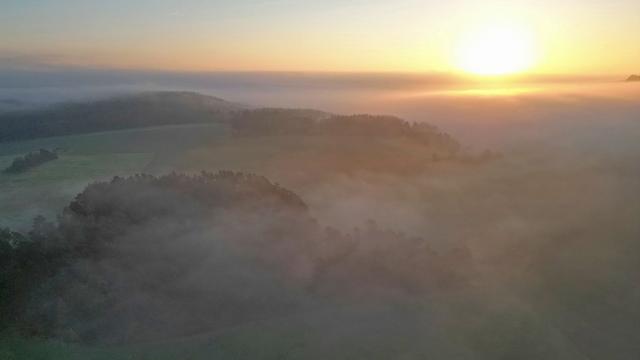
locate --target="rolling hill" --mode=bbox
[0,91,245,143]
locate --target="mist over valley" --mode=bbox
[1,75,640,359]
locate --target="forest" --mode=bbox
[0,171,470,344]
[231,109,461,155]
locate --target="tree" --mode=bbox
[3,149,58,174]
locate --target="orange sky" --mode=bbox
[1,0,639,75]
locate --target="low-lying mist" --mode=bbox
[1,74,640,358]
[3,70,638,150]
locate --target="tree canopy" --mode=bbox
[231,109,461,155]
[0,171,470,343]
[3,149,58,174]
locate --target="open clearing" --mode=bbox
[0,124,227,228]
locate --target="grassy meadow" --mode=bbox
[0,121,456,229]
[0,124,228,228]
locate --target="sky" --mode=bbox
[1,0,639,75]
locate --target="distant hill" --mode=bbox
[626,75,640,82]
[0,92,245,143]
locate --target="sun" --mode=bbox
[455,24,536,76]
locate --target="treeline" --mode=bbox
[231,109,461,155]
[0,92,237,143]
[0,171,471,343]
[3,149,58,174]
[626,74,640,82]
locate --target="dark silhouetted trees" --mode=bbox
[0,171,471,343]
[3,149,58,174]
[231,110,461,155]
[0,92,239,143]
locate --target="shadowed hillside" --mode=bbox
[0,92,245,143]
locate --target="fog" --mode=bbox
[2,70,638,150]
[2,72,640,358]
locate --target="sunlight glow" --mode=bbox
[456,24,536,76]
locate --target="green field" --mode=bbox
[0,123,453,228]
[0,124,228,228]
